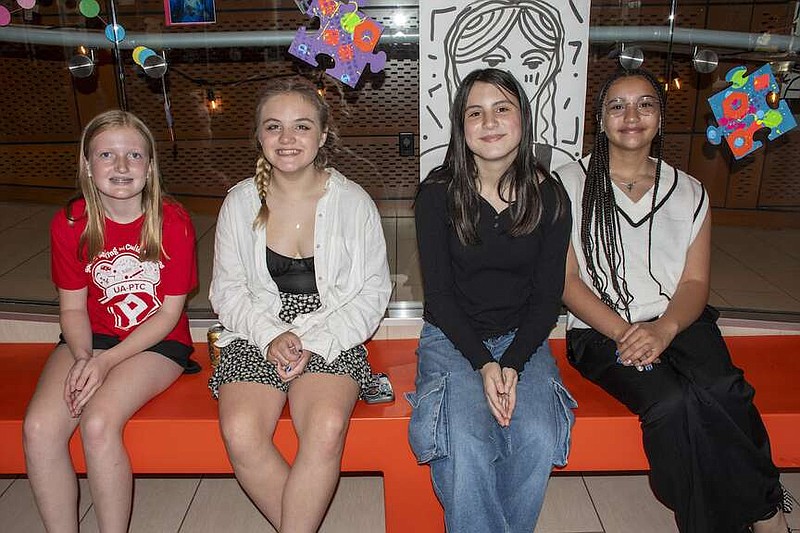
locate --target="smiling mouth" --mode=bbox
[109,177,134,184]
[276,149,301,156]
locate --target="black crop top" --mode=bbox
[266,247,318,294]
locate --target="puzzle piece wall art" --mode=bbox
[288,0,386,88]
[706,64,797,159]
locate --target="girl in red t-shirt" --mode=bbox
[23,110,197,532]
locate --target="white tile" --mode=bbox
[720,290,800,312]
[0,477,92,533]
[383,322,422,340]
[0,204,58,232]
[370,324,388,340]
[535,475,603,533]
[584,474,677,533]
[180,477,272,532]
[0,476,15,496]
[708,289,729,308]
[0,202,50,233]
[0,479,47,533]
[79,477,199,533]
[0,251,57,301]
[0,319,60,342]
[0,225,50,276]
[181,476,385,533]
[190,214,217,238]
[319,476,384,533]
[760,269,800,300]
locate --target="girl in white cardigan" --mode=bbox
[208,76,391,532]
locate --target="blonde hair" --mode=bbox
[252,76,340,229]
[68,110,165,262]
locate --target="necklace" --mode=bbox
[611,178,637,192]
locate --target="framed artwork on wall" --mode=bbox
[165,0,216,26]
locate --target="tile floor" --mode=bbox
[1,472,798,532]
[1,200,799,532]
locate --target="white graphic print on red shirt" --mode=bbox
[90,244,164,331]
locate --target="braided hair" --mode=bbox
[581,68,668,320]
[251,76,340,229]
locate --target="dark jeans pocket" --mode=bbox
[551,379,578,467]
[406,372,449,464]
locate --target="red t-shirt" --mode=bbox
[51,199,197,347]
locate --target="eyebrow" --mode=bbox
[606,95,658,102]
[262,117,317,124]
[465,99,517,112]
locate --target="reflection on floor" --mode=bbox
[2,201,799,317]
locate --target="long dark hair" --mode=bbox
[424,68,563,246]
[581,68,668,319]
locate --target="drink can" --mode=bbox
[207,323,224,369]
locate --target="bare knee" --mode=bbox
[23,407,70,455]
[219,410,274,467]
[299,410,350,459]
[79,408,125,451]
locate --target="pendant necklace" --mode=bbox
[611,177,637,192]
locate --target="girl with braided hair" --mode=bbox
[557,69,789,533]
[208,76,391,532]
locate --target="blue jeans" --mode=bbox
[407,323,577,533]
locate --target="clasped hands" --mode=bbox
[615,319,677,371]
[267,331,312,382]
[480,362,518,427]
[64,352,111,418]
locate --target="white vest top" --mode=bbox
[556,156,708,330]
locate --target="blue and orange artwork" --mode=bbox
[707,64,797,159]
[288,0,386,88]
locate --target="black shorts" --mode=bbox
[57,333,199,374]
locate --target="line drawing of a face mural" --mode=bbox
[420,0,588,179]
[444,0,563,148]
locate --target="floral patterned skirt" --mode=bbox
[208,292,372,398]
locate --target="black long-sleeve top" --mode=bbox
[415,178,571,373]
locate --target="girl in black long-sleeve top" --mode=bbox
[408,68,576,533]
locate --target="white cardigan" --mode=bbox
[210,168,392,363]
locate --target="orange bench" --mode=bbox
[1,336,799,532]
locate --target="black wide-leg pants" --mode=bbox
[567,307,782,533]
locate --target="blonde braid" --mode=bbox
[252,154,272,229]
